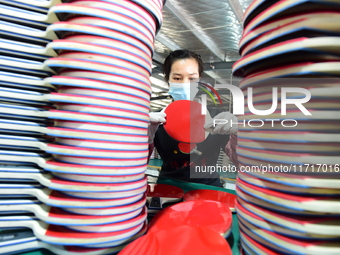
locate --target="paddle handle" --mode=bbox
[0,153,47,168]
[0,137,47,151]
[0,230,38,255]
[0,202,50,217]
[1,90,48,104]
[0,171,52,187]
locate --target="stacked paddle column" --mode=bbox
[232,0,340,254]
[0,0,164,253]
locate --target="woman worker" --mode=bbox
[149,49,237,188]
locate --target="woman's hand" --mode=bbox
[149,112,166,124]
[204,112,238,135]
[148,112,166,143]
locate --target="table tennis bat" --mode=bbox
[243,61,340,79]
[55,103,149,120]
[54,119,148,135]
[57,33,152,61]
[0,169,147,192]
[53,185,147,200]
[240,12,340,56]
[0,150,147,175]
[244,98,340,112]
[0,119,148,141]
[236,199,339,240]
[118,225,232,255]
[45,57,150,87]
[0,86,54,106]
[1,20,151,57]
[0,184,146,208]
[183,189,236,212]
[238,119,340,132]
[0,71,56,91]
[1,2,155,44]
[238,137,340,154]
[0,20,53,44]
[0,81,53,94]
[237,177,340,213]
[243,0,340,34]
[239,75,340,91]
[242,0,266,28]
[56,86,150,107]
[0,208,147,233]
[164,100,210,153]
[0,204,146,228]
[51,70,152,95]
[130,0,163,30]
[238,172,340,195]
[1,55,56,74]
[236,185,329,216]
[240,108,340,120]
[237,146,339,165]
[0,38,56,61]
[1,4,58,25]
[238,216,340,255]
[240,230,279,255]
[241,169,340,189]
[62,15,153,50]
[0,185,146,200]
[0,178,147,197]
[2,1,156,36]
[66,208,146,233]
[3,0,61,9]
[0,134,53,151]
[52,2,155,37]
[71,0,157,33]
[0,226,147,255]
[237,195,340,237]
[54,137,147,151]
[0,86,150,112]
[146,183,184,213]
[0,135,148,159]
[0,165,146,183]
[0,103,45,121]
[4,208,147,233]
[55,51,149,77]
[56,154,148,167]
[0,103,149,128]
[48,39,151,73]
[234,37,340,76]
[148,200,233,237]
[0,217,146,246]
[238,130,340,143]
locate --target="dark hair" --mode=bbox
[163,49,204,82]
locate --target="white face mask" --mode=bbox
[168,82,199,101]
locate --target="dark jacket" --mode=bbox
[154,125,229,187]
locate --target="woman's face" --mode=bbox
[169,58,200,83]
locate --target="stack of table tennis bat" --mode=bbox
[0,0,164,254]
[232,0,340,254]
